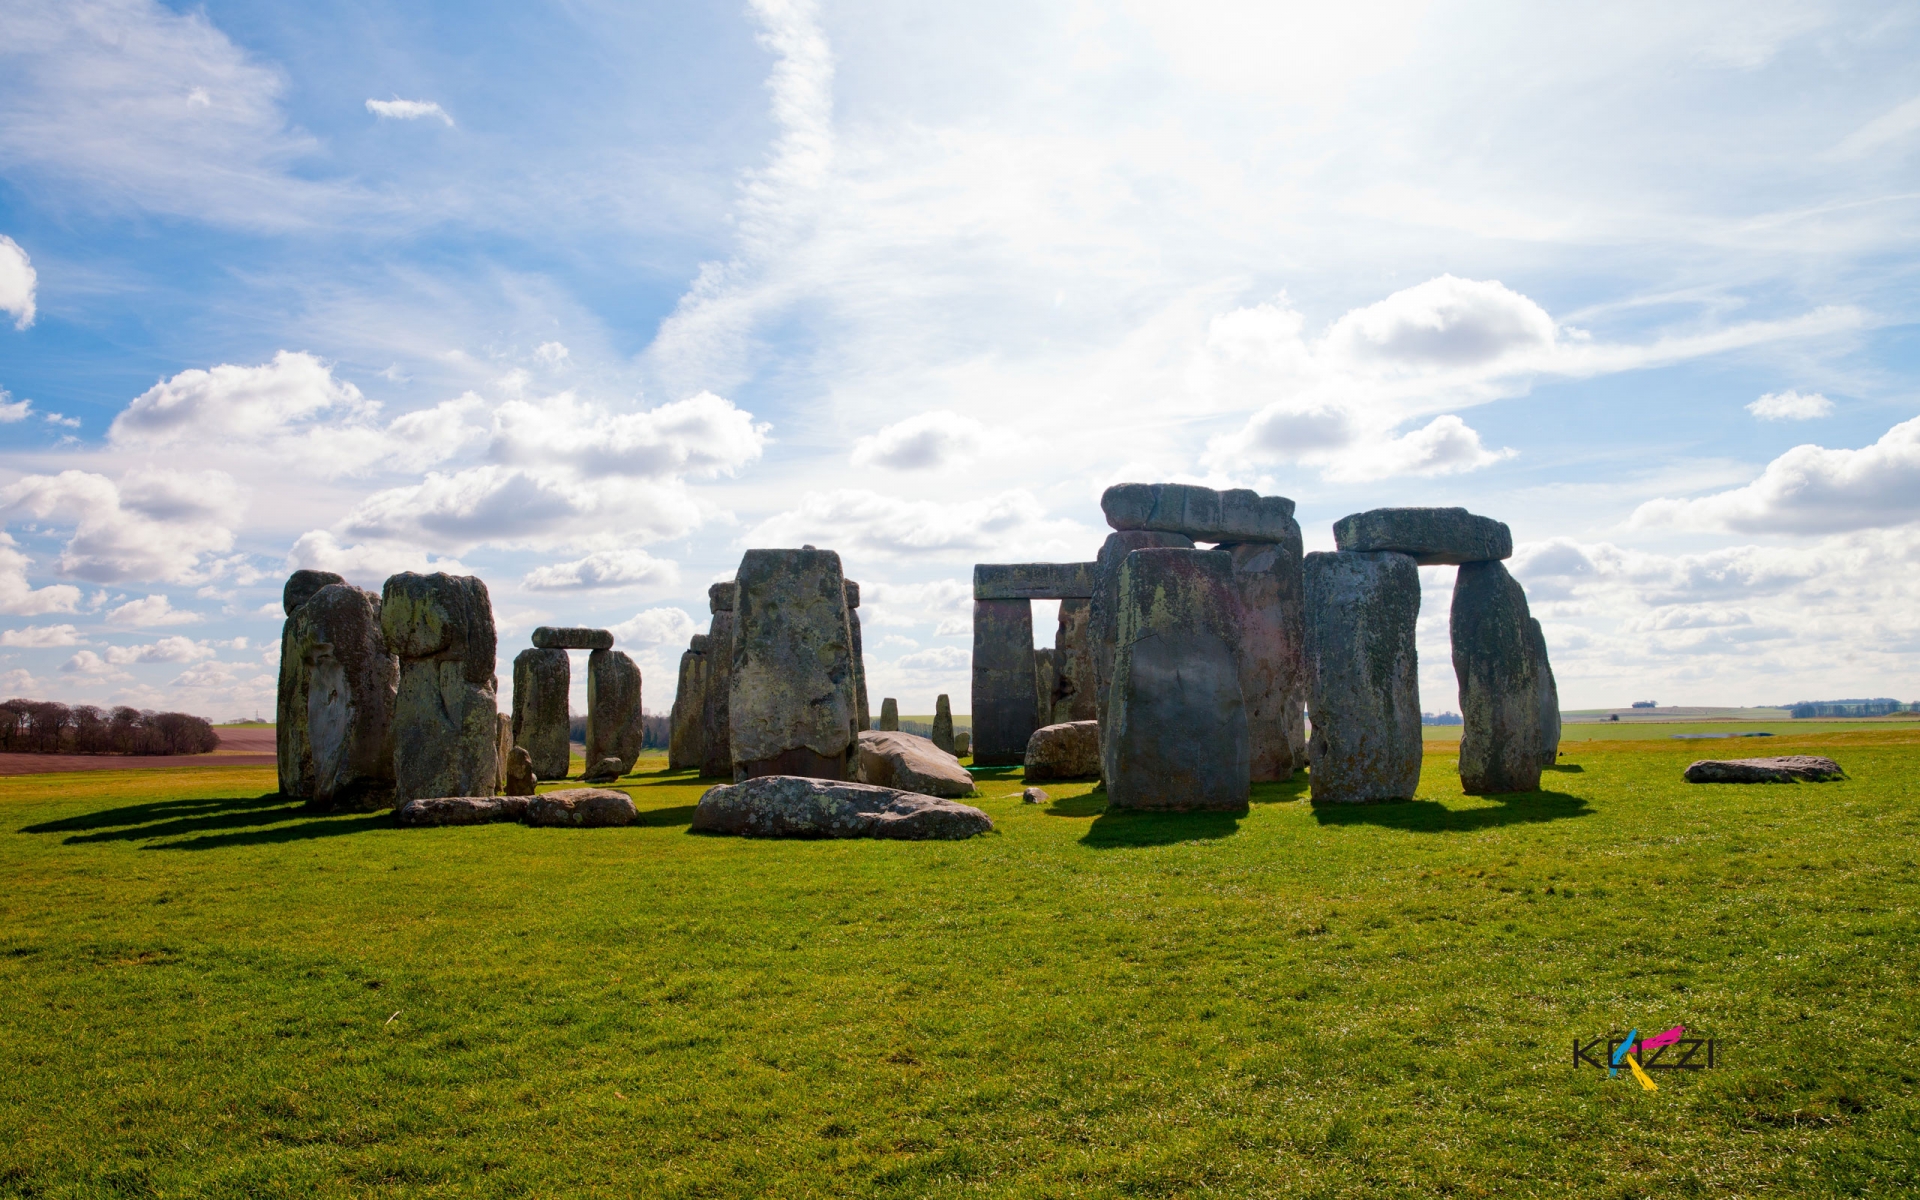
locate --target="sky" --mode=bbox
[3,0,1920,721]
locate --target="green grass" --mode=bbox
[1422,718,1920,742]
[3,733,1918,1197]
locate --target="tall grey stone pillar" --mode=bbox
[1303,551,1422,803]
[512,647,571,780]
[668,634,708,770]
[382,572,499,804]
[729,548,860,781]
[300,582,397,812]
[1051,598,1096,724]
[276,569,344,798]
[1222,541,1307,782]
[1089,531,1194,735]
[1453,560,1545,795]
[846,580,870,733]
[699,582,736,779]
[586,648,643,776]
[970,597,1036,767]
[932,693,955,754]
[1530,617,1561,762]
[1033,647,1058,730]
[878,698,899,731]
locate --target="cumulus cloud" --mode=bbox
[894,646,967,671]
[103,636,216,664]
[1,667,36,693]
[112,349,370,445]
[0,389,30,422]
[489,390,768,479]
[608,607,699,649]
[59,650,122,677]
[0,234,35,329]
[0,534,81,615]
[338,466,705,552]
[0,623,83,647]
[283,531,466,588]
[745,488,1089,561]
[523,550,680,591]
[1324,275,1555,371]
[1747,389,1832,420]
[0,468,242,583]
[850,411,988,470]
[107,594,201,626]
[366,98,454,126]
[858,578,971,631]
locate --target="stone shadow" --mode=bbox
[1080,807,1242,848]
[1309,789,1591,832]
[634,804,698,829]
[22,792,393,850]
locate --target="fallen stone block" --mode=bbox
[582,756,625,784]
[1333,507,1512,565]
[1684,756,1844,783]
[395,795,530,826]
[526,787,639,827]
[856,729,976,797]
[1024,720,1100,781]
[691,775,993,840]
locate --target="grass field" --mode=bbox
[3,728,1917,1197]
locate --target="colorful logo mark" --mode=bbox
[1574,1026,1716,1089]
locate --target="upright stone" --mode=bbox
[1033,647,1058,730]
[1303,552,1422,803]
[1333,507,1512,565]
[846,580,871,733]
[1530,618,1561,761]
[276,569,344,798]
[512,647,571,780]
[1089,531,1194,735]
[1103,549,1249,812]
[381,572,500,804]
[729,548,860,781]
[1101,483,1296,544]
[587,648,643,775]
[505,745,536,796]
[971,597,1037,767]
[300,583,398,812]
[932,694,955,754]
[495,713,511,794]
[1452,561,1545,795]
[1051,598,1096,724]
[668,635,708,770]
[878,698,900,731]
[1222,542,1307,781]
[955,730,971,758]
[699,583,736,778]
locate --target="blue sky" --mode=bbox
[3,0,1919,720]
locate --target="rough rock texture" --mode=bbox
[1103,549,1250,812]
[1303,551,1422,804]
[955,731,971,758]
[526,787,639,827]
[1051,598,1097,724]
[1333,508,1512,565]
[1033,647,1059,730]
[586,648,643,775]
[582,756,625,784]
[691,775,993,840]
[668,639,707,770]
[971,597,1038,767]
[496,713,511,793]
[1023,787,1049,804]
[1528,618,1561,761]
[932,694,955,753]
[276,569,345,799]
[1452,560,1546,795]
[878,698,900,731]
[1101,483,1297,544]
[1024,720,1101,781]
[382,572,500,804]
[856,730,977,798]
[532,626,615,651]
[700,582,737,779]
[505,746,536,796]
[1223,542,1307,782]
[847,581,871,733]
[1684,756,1844,783]
[395,794,530,826]
[729,548,860,781]
[294,584,398,812]
[512,647,571,780]
[1090,531,1196,737]
[973,562,1096,600]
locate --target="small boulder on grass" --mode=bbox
[526,787,638,827]
[396,795,530,826]
[583,756,625,784]
[692,775,992,840]
[1022,787,1049,805]
[856,730,975,798]
[1684,755,1844,783]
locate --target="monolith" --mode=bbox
[878,697,899,731]
[971,597,1037,766]
[847,580,871,733]
[276,569,344,798]
[586,648,643,776]
[1223,541,1307,781]
[728,548,860,781]
[505,745,535,796]
[668,635,708,770]
[1303,551,1422,803]
[1033,647,1058,730]
[932,694,955,754]
[496,713,511,793]
[1529,618,1561,762]
[512,647,571,781]
[1051,598,1096,723]
[300,582,398,812]
[1452,560,1545,795]
[381,572,500,804]
[1090,530,1196,737]
[955,730,971,758]
[699,582,736,778]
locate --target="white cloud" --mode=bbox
[0,533,82,615]
[894,646,967,671]
[489,390,768,480]
[744,488,1089,561]
[283,531,467,588]
[111,349,372,445]
[1832,94,1920,160]
[0,468,242,583]
[366,98,454,126]
[1,667,36,694]
[0,389,31,422]
[850,410,988,470]
[608,607,699,649]
[0,623,83,647]
[1747,389,1832,420]
[103,636,216,664]
[535,341,570,365]
[338,466,704,552]
[107,594,201,627]
[523,550,680,591]
[859,578,971,631]
[0,234,36,329]
[1324,275,1555,372]
[59,650,121,676]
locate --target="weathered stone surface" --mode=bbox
[1304,551,1422,804]
[526,787,638,827]
[1529,618,1561,761]
[300,584,398,812]
[586,648,642,775]
[505,746,536,796]
[531,626,614,651]
[971,597,1038,766]
[1023,787,1048,804]
[1101,483,1298,544]
[283,570,345,617]
[668,642,707,770]
[709,581,736,613]
[1223,542,1307,782]
[844,580,861,609]
[1033,647,1058,730]
[382,573,500,804]
[973,562,1096,600]
[1452,560,1545,795]
[848,588,871,733]
[729,548,860,781]
[582,755,625,784]
[1051,598,1096,724]
[1090,531,1195,736]
[878,698,899,731]
[496,713,511,793]
[1333,508,1512,565]
[698,610,734,778]
[395,794,530,826]
[512,647,571,781]
[1025,720,1101,781]
[955,730,971,758]
[1684,756,1844,783]
[691,775,993,840]
[1104,549,1250,812]
[276,570,344,799]
[856,730,976,798]
[932,694,955,753]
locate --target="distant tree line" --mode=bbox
[0,699,221,756]
[567,713,671,749]
[1788,698,1916,719]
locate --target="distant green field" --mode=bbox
[3,733,1917,1196]
[1424,718,1920,742]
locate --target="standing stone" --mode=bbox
[699,583,736,779]
[1033,647,1058,730]
[1222,542,1308,781]
[1090,531,1195,737]
[955,730,971,758]
[586,648,643,776]
[1333,507,1512,565]
[1051,598,1096,724]
[381,572,500,804]
[505,745,536,796]
[300,583,398,812]
[932,694,955,754]
[1101,483,1297,543]
[1452,560,1545,795]
[971,597,1037,767]
[495,713,511,794]
[668,635,708,770]
[276,569,344,798]
[1530,618,1561,762]
[847,580,871,733]
[729,548,859,781]
[878,698,900,731]
[512,647,571,781]
[1103,549,1249,812]
[1303,551,1422,804]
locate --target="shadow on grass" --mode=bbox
[633,804,698,829]
[21,791,289,836]
[1310,789,1591,832]
[151,813,393,851]
[1251,776,1311,804]
[22,792,395,850]
[1545,763,1585,773]
[1080,807,1242,848]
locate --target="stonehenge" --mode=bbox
[382,572,501,804]
[1224,541,1308,782]
[1090,530,1193,732]
[1050,598,1096,723]
[585,648,643,775]
[276,569,344,798]
[846,580,870,733]
[1333,507,1513,565]
[511,647,571,781]
[878,697,899,731]
[932,694,955,753]
[700,582,736,779]
[728,547,861,782]
[668,634,707,770]
[299,582,398,812]
[972,561,1096,766]
[1303,550,1423,803]
[1452,560,1545,795]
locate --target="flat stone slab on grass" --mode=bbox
[532,626,614,650]
[856,730,976,798]
[691,775,993,840]
[526,788,639,826]
[1684,756,1844,783]
[1333,507,1513,565]
[396,795,530,826]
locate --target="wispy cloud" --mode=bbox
[365,98,455,127]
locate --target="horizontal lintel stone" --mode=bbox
[532,626,614,650]
[974,562,1096,600]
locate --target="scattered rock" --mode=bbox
[526,787,639,827]
[932,694,955,753]
[1101,482,1298,544]
[1023,787,1049,804]
[878,698,900,731]
[856,730,977,797]
[1024,720,1101,780]
[531,626,615,651]
[582,755,625,784]
[512,647,572,781]
[1452,560,1546,795]
[1332,507,1512,565]
[1304,551,1422,803]
[301,583,398,812]
[586,648,643,775]
[395,795,530,826]
[505,746,536,796]
[1684,756,1844,783]
[691,775,993,839]
[729,548,860,781]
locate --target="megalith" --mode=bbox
[496,713,511,794]
[1529,618,1561,762]
[1303,551,1422,804]
[505,745,536,796]
[699,582,736,778]
[586,648,643,775]
[276,569,344,798]
[1089,530,1194,734]
[971,597,1037,767]
[955,730,971,758]
[512,647,571,781]
[846,580,871,733]
[668,635,708,770]
[932,693,955,754]
[1033,647,1059,729]
[879,697,900,731]
[1333,507,1512,565]
[1103,548,1249,812]
[1452,560,1545,795]
[300,583,398,812]
[1222,541,1307,782]
[381,572,500,804]
[533,626,616,650]
[1101,483,1297,544]
[728,547,860,781]
[1050,598,1096,724]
